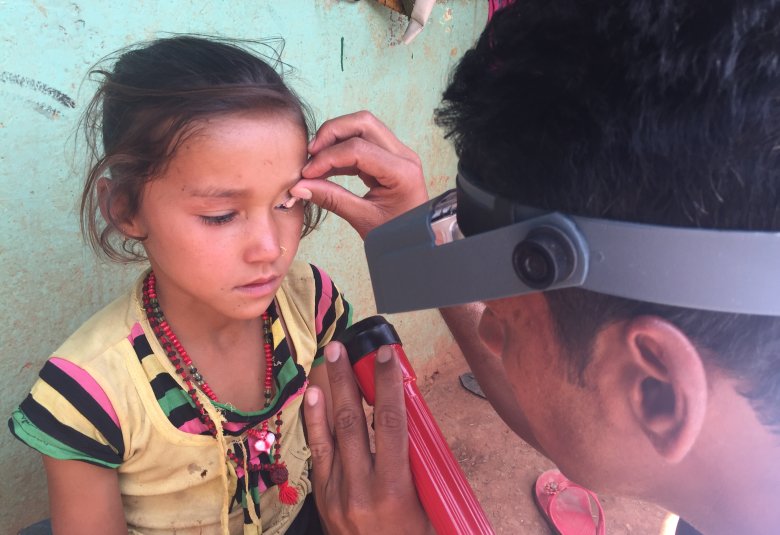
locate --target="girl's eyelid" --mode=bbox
[276,194,302,210]
[199,212,236,225]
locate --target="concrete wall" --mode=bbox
[0,0,486,530]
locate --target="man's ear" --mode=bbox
[97,177,144,238]
[623,316,707,463]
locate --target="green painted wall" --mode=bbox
[0,0,486,530]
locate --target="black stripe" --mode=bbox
[273,372,306,411]
[318,280,338,341]
[243,499,252,524]
[9,415,112,468]
[131,333,155,362]
[167,401,200,429]
[19,395,122,465]
[258,451,274,489]
[272,320,293,366]
[249,470,261,517]
[39,362,125,457]
[334,299,351,337]
[310,264,323,321]
[149,372,180,400]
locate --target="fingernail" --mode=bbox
[325,343,340,363]
[306,388,320,406]
[377,346,392,364]
[292,187,312,200]
[308,137,316,151]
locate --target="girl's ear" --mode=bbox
[622,316,708,463]
[97,177,144,238]
[97,177,114,224]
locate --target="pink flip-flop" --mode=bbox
[533,470,606,535]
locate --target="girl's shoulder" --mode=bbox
[54,283,144,373]
[281,260,327,284]
[10,282,147,468]
[280,261,351,317]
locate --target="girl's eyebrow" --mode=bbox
[188,186,249,199]
[188,176,302,199]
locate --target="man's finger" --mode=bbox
[303,386,335,494]
[310,110,417,161]
[291,179,379,238]
[324,342,373,502]
[303,137,419,191]
[372,345,413,490]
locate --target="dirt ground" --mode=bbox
[411,350,672,535]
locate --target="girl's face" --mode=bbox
[125,112,307,322]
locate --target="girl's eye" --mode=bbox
[275,196,300,212]
[200,213,236,225]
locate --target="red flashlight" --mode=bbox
[337,315,494,535]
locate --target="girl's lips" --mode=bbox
[236,276,279,296]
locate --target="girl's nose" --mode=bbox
[243,216,282,264]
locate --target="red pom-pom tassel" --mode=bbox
[278,480,299,505]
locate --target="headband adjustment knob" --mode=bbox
[513,227,576,290]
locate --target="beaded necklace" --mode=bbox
[142,271,298,505]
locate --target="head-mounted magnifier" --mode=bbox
[365,166,780,315]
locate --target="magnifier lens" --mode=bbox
[430,190,464,245]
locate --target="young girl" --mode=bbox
[9,36,351,535]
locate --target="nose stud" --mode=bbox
[280,246,287,256]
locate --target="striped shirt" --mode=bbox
[9,262,352,534]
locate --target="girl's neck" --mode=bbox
[149,275,268,354]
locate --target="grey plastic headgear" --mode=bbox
[364,167,780,315]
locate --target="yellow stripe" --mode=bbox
[317,294,345,349]
[271,317,285,351]
[30,380,115,452]
[139,351,169,379]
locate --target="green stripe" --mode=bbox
[277,356,298,385]
[213,359,298,418]
[9,410,120,468]
[157,388,192,416]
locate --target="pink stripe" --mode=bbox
[315,267,333,335]
[178,417,210,435]
[280,381,308,412]
[127,322,145,342]
[222,383,308,431]
[179,382,308,436]
[50,357,120,428]
[222,421,246,432]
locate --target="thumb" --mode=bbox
[291,178,373,237]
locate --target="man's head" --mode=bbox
[436,0,780,503]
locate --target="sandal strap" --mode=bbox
[546,479,606,535]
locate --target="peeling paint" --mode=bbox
[0,91,65,119]
[0,72,76,109]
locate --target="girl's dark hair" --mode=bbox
[79,35,321,262]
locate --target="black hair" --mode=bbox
[80,35,321,262]
[436,1,780,430]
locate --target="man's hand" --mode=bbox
[292,111,429,239]
[304,342,432,534]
